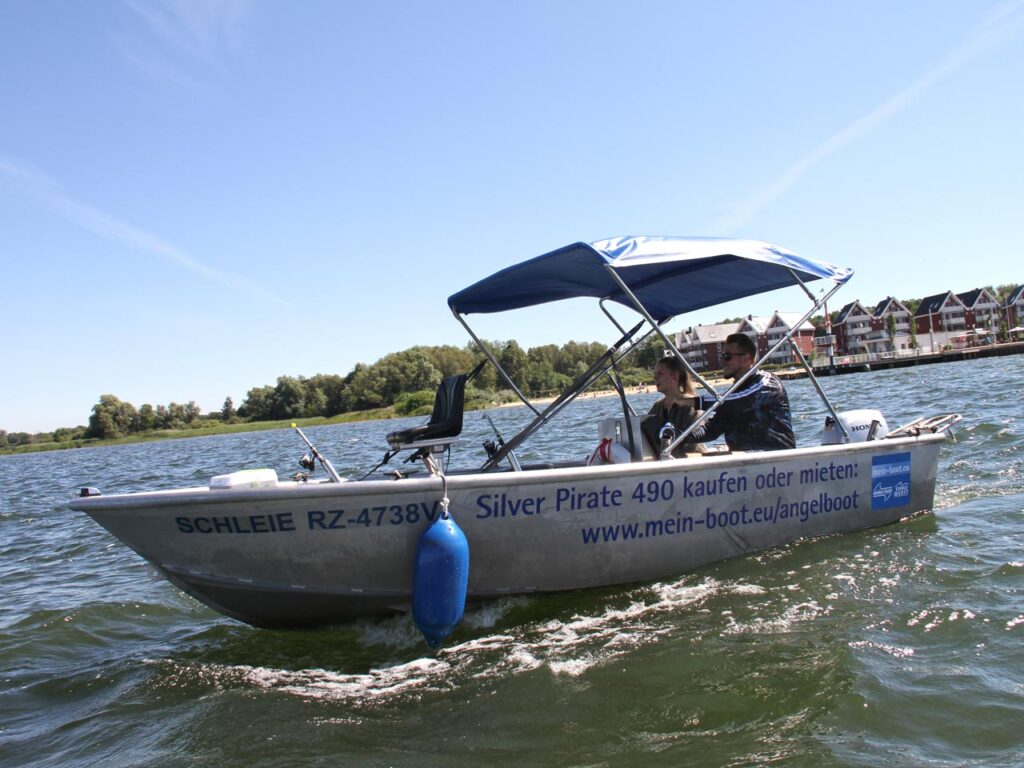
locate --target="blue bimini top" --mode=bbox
[448,235,852,323]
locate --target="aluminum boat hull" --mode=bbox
[70,434,944,628]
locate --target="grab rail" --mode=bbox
[885,413,962,438]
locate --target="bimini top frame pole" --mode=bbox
[446,236,855,462]
[665,274,850,454]
[468,317,647,472]
[600,263,719,399]
[451,308,542,417]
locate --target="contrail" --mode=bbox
[713,1,1024,232]
[117,0,251,88]
[0,156,289,306]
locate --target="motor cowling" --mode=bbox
[821,409,889,445]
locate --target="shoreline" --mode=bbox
[496,380,732,409]
[1,382,739,454]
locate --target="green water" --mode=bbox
[2,357,1022,766]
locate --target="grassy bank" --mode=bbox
[0,408,397,456]
[0,385,691,457]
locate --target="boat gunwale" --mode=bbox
[68,431,948,511]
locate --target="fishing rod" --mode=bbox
[292,423,343,482]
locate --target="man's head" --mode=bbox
[722,333,756,380]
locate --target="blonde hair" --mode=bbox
[655,356,695,395]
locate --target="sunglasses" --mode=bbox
[721,352,747,361]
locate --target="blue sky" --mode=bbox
[2,1,1022,433]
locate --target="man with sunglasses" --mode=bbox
[689,333,795,451]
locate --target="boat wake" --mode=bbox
[179,576,806,706]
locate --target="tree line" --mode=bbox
[4,282,1018,449]
[2,338,667,448]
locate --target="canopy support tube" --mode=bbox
[601,265,718,398]
[782,267,847,437]
[599,297,643,340]
[665,278,848,454]
[479,320,645,471]
[451,308,541,416]
[787,334,848,442]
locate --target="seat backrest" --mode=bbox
[386,361,486,448]
[420,372,469,440]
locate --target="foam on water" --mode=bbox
[848,640,916,659]
[243,656,450,700]
[169,576,731,703]
[722,599,827,635]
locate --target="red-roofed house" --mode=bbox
[914,291,967,351]
[1004,286,1024,330]
[957,288,1001,337]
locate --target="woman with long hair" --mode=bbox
[642,355,704,457]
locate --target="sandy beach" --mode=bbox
[496,380,730,408]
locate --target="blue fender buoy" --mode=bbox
[412,499,469,648]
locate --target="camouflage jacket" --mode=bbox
[693,371,795,451]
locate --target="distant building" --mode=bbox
[957,288,1001,336]
[674,313,813,371]
[867,297,914,353]
[672,278,1023,369]
[914,291,967,351]
[833,300,874,354]
[761,312,815,365]
[676,322,741,371]
[1005,285,1024,329]
[736,316,770,356]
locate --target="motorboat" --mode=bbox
[70,236,960,641]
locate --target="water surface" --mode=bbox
[1,356,1022,766]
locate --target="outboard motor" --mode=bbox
[821,409,889,445]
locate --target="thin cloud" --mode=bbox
[115,0,252,87]
[713,1,1024,232]
[0,156,288,306]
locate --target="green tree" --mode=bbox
[557,341,605,376]
[137,403,157,431]
[393,389,437,416]
[238,385,275,420]
[86,395,139,439]
[345,350,442,410]
[5,431,32,445]
[528,344,560,366]
[497,340,528,390]
[419,344,476,378]
[183,401,201,423]
[329,365,366,414]
[303,388,327,417]
[886,314,897,350]
[342,363,383,410]
[221,397,237,422]
[52,427,76,442]
[305,374,346,417]
[271,376,307,420]
[526,360,569,395]
[632,336,665,370]
[466,343,497,390]
[163,402,188,429]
